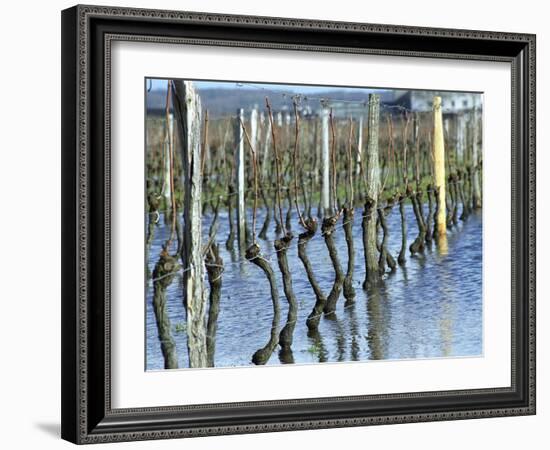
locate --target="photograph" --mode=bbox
[55,3,536,445]
[145,78,484,370]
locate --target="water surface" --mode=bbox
[145,204,482,370]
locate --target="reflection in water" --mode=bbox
[439,299,454,357]
[279,347,295,364]
[345,303,361,361]
[146,206,483,369]
[436,233,449,255]
[227,246,238,264]
[306,328,329,363]
[324,313,347,362]
[437,226,464,356]
[365,284,390,360]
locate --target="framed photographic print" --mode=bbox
[61,4,536,444]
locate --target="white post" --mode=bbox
[250,107,259,151]
[320,107,331,215]
[355,115,363,176]
[235,108,246,252]
[172,80,207,368]
[444,117,450,140]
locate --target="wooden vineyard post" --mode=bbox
[472,99,482,209]
[172,80,207,368]
[457,112,465,165]
[433,96,448,248]
[235,108,246,253]
[363,94,380,286]
[356,115,363,176]
[162,113,174,211]
[250,107,259,152]
[261,112,271,180]
[312,120,320,187]
[320,107,331,215]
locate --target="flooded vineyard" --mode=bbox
[145,80,483,370]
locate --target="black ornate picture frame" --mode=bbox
[61,4,536,444]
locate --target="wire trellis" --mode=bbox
[148,178,471,285]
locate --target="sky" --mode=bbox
[146,78,389,95]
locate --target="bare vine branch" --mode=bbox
[201,110,209,178]
[292,101,307,229]
[265,97,286,235]
[239,117,259,243]
[347,117,354,207]
[329,109,338,213]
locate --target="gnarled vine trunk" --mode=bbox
[323,214,345,315]
[297,219,327,331]
[276,233,298,350]
[152,252,179,369]
[205,244,223,367]
[246,243,280,365]
[397,192,408,265]
[342,206,356,303]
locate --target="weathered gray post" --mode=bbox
[261,113,272,180]
[363,94,381,287]
[456,112,465,164]
[313,120,320,185]
[257,110,263,152]
[320,107,331,215]
[472,99,482,209]
[162,113,174,210]
[172,80,207,368]
[235,108,246,252]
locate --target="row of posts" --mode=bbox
[232,95,460,248]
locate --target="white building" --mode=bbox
[389,90,480,113]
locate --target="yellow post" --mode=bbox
[433,96,446,238]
